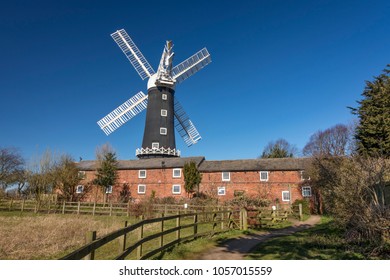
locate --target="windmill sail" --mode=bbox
[111,29,155,80]
[97,91,148,135]
[174,98,201,146]
[172,48,211,84]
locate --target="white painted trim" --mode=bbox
[106,185,113,194]
[162,94,167,100]
[160,127,167,135]
[138,184,146,194]
[161,109,167,117]
[172,184,181,194]
[76,185,84,194]
[218,186,226,196]
[222,171,230,181]
[260,171,269,182]
[173,168,182,178]
[138,170,147,178]
[152,142,159,149]
[302,186,312,197]
[282,191,290,201]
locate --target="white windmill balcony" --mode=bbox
[136,147,181,157]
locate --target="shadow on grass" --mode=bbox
[245,220,366,260]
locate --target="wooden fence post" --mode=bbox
[8,199,13,211]
[159,213,164,247]
[84,231,97,260]
[176,212,181,241]
[21,199,25,213]
[77,201,81,215]
[62,201,66,214]
[212,212,217,233]
[92,202,96,216]
[193,212,198,236]
[109,203,113,216]
[137,216,144,259]
[118,221,128,254]
[240,208,248,230]
[298,203,303,221]
[228,211,233,229]
[127,201,130,217]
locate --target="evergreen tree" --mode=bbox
[93,152,118,194]
[183,161,202,197]
[351,65,390,157]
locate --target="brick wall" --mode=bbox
[78,168,305,204]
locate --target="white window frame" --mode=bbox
[160,127,167,135]
[172,185,181,194]
[282,191,290,202]
[161,109,167,117]
[152,142,159,149]
[106,185,113,194]
[162,94,167,100]
[139,170,147,178]
[300,170,311,181]
[138,184,146,194]
[218,186,226,196]
[302,186,312,197]
[222,171,230,181]
[173,168,182,178]
[260,171,269,182]
[76,185,84,194]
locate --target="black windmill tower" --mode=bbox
[97,29,211,158]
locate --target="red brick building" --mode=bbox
[76,157,311,205]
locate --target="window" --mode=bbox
[222,172,230,181]
[260,171,269,182]
[160,127,167,135]
[218,187,226,196]
[152,142,159,149]
[172,185,181,194]
[282,191,290,202]
[302,186,312,197]
[78,171,86,180]
[162,94,167,100]
[161,109,167,117]
[76,185,84,194]
[138,184,146,194]
[139,170,147,178]
[173,168,181,178]
[106,185,113,194]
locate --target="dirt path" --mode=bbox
[195,215,321,260]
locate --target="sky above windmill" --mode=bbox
[1,0,389,162]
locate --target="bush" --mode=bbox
[224,195,270,209]
[293,199,311,215]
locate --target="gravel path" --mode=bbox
[195,215,321,260]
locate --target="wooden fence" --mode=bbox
[0,199,228,218]
[60,209,241,260]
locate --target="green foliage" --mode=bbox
[183,161,202,196]
[224,195,270,208]
[351,65,390,157]
[260,138,296,158]
[93,152,118,191]
[292,199,310,215]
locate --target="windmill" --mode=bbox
[97,29,211,159]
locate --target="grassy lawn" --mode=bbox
[245,216,387,260]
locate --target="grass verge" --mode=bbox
[245,216,389,260]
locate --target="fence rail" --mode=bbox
[0,199,229,218]
[60,209,241,260]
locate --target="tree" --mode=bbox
[183,161,202,197]
[260,138,297,158]
[350,65,390,157]
[93,150,118,202]
[26,149,57,201]
[0,147,25,193]
[303,124,352,157]
[54,154,81,201]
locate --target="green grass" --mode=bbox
[245,216,371,260]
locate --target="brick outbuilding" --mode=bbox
[76,157,311,204]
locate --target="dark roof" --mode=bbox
[77,156,205,171]
[77,156,311,172]
[198,157,311,172]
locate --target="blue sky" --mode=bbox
[1,0,389,162]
